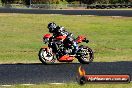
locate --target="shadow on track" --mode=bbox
[0,61,132,85]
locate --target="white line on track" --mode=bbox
[21,84,35,86]
[1,85,12,87]
[49,83,66,85]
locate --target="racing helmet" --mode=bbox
[47,22,57,33]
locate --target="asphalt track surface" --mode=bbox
[0,8,132,17]
[0,61,132,85]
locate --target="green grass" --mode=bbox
[0,13,132,63]
[1,83,132,88]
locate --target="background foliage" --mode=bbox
[1,0,132,4]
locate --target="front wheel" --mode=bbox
[38,48,55,64]
[77,46,94,64]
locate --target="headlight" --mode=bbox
[43,38,49,44]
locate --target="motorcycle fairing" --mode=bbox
[58,55,74,62]
[56,36,66,41]
[43,34,52,38]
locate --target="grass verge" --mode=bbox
[1,82,132,88]
[0,13,132,63]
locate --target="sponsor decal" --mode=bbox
[76,66,131,85]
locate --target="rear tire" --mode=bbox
[77,46,94,64]
[38,48,55,64]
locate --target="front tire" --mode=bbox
[77,46,94,64]
[38,48,55,64]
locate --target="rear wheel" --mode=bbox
[38,48,55,64]
[77,46,94,64]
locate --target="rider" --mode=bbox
[47,22,69,37]
[47,22,78,55]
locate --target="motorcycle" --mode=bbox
[38,33,94,64]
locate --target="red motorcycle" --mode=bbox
[38,33,94,64]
